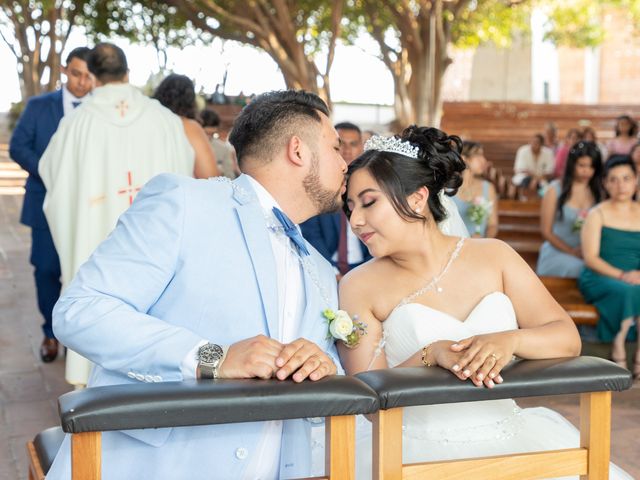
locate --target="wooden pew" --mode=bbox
[497,199,543,269]
[540,276,599,326]
[357,357,632,480]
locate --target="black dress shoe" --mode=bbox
[40,338,59,363]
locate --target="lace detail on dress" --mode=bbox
[396,237,465,308]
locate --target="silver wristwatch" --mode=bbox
[197,343,224,379]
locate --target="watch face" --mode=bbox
[199,344,223,363]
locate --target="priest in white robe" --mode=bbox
[39,43,195,386]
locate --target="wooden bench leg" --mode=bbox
[372,408,403,480]
[325,415,356,480]
[26,440,45,480]
[580,391,611,480]
[71,432,101,480]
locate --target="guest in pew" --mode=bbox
[607,115,638,156]
[629,143,640,196]
[537,141,603,278]
[580,155,640,378]
[511,133,555,195]
[553,128,582,179]
[153,74,220,179]
[336,127,631,479]
[543,121,559,154]
[582,126,608,160]
[453,141,498,237]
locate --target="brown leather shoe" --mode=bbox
[40,338,59,363]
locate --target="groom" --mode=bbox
[45,90,348,479]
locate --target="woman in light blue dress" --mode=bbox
[536,141,603,278]
[453,141,498,237]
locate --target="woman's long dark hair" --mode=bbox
[152,74,197,119]
[556,141,603,219]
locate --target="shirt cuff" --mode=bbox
[181,340,208,380]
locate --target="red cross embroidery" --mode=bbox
[117,171,141,205]
[115,100,128,118]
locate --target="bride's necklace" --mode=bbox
[399,238,465,306]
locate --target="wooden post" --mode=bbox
[580,391,611,480]
[325,415,356,479]
[71,432,101,480]
[372,408,403,480]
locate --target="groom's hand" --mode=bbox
[218,335,284,379]
[275,338,337,382]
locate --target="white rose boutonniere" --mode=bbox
[323,308,367,348]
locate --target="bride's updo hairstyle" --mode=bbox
[344,125,465,223]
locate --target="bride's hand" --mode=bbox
[449,332,518,388]
[429,341,470,382]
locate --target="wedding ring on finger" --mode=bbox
[488,353,498,362]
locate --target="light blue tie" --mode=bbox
[272,207,310,256]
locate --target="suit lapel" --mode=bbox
[233,176,279,339]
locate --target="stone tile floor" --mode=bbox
[0,152,638,479]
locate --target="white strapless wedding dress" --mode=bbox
[311,292,632,479]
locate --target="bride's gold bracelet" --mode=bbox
[421,342,435,367]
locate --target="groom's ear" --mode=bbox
[286,135,306,167]
[409,186,429,212]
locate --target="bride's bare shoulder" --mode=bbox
[339,257,393,296]
[462,237,523,264]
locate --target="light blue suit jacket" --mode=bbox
[46,174,340,480]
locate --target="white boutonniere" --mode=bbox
[323,308,367,348]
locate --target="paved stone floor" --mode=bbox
[0,148,638,479]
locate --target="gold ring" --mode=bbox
[489,353,498,361]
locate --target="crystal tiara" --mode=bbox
[363,135,420,159]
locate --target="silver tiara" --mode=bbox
[364,135,420,159]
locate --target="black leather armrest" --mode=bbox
[59,376,379,434]
[355,356,632,410]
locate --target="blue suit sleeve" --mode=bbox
[301,216,333,262]
[9,98,42,178]
[52,174,203,381]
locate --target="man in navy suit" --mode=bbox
[301,122,372,278]
[9,47,93,362]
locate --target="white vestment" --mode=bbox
[39,83,194,385]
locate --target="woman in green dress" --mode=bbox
[579,155,640,379]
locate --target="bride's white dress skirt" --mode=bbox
[310,292,632,479]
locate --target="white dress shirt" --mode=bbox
[330,224,364,267]
[62,86,86,115]
[512,144,555,186]
[181,175,305,479]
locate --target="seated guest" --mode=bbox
[553,128,582,178]
[453,141,498,237]
[543,121,559,153]
[582,126,608,160]
[579,155,640,378]
[537,142,603,278]
[201,109,239,179]
[301,122,371,278]
[607,115,638,156]
[153,74,220,178]
[511,134,555,194]
[629,143,640,195]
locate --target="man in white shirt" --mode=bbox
[46,90,345,479]
[302,121,372,278]
[512,133,555,192]
[9,46,93,363]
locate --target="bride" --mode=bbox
[335,126,632,479]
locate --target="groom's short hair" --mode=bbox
[229,90,329,169]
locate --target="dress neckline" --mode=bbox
[388,291,510,325]
[602,225,640,234]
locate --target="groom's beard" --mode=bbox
[303,153,344,215]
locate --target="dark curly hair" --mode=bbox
[152,74,196,119]
[344,126,466,223]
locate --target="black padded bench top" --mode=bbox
[59,375,379,434]
[355,356,632,410]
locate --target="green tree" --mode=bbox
[0,0,90,99]
[355,0,622,127]
[164,0,352,108]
